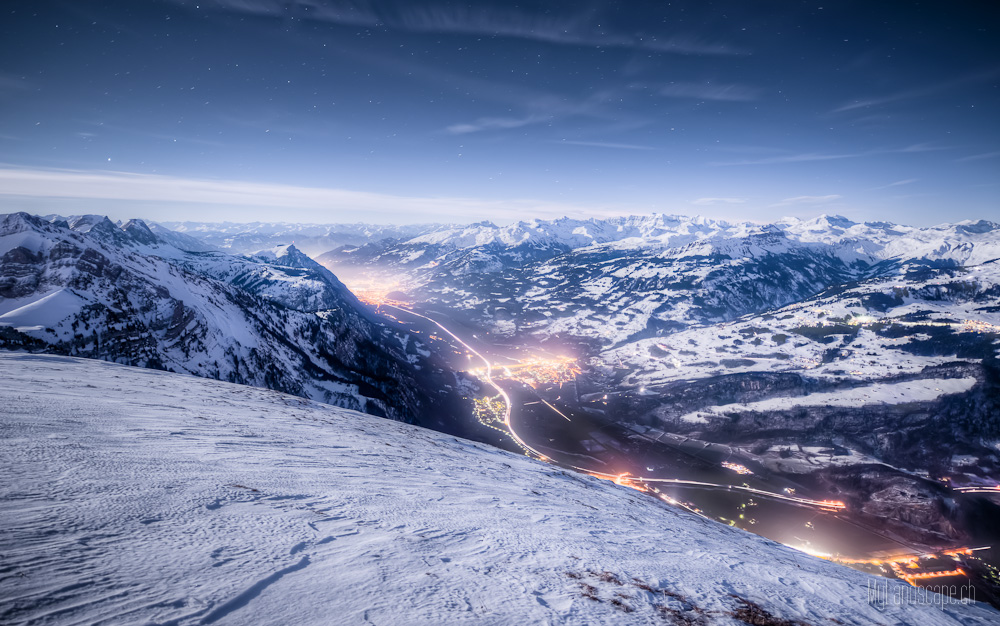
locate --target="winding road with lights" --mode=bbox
[386,304,847,512]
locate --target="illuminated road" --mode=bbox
[386,305,845,512]
[954,486,1000,494]
[540,399,572,422]
[384,305,536,456]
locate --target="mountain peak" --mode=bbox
[249,243,299,260]
[815,214,856,228]
[0,211,46,235]
[121,219,160,245]
[67,214,113,233]
[957,219,999,234]
[85,216,123,240]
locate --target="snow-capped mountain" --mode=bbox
[184,243,361,313]
[2,352,994,625]
[0,212,463,428]
[779,214,1000,266]
[319,214,750,274]
[315,214,1000,345]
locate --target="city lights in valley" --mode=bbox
[721,461,754,475]
[479,356,582,388]
[339,276,412,309]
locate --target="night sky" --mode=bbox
[1,1,998,225]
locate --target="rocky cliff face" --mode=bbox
[0,213,465,429]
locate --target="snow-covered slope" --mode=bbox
[602,257,1000,388]
[178,243,361,313]
[1,353,993,625]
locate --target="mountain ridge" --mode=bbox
[0,212,466,430]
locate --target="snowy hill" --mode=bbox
[0,213,463,428]
[1,352,994,625]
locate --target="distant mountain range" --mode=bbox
[303,214,1000,345]
[154,219,446,256]
[147,213,1000,347]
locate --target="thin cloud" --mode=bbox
[0,74,29,92]
[0,166,617,222]
[832,85,938,114]
[190,0,745,55]
[659,82,760,102]
[711,144,948,166]
[710,152,861,166]
[832,67,1000,113]
[956,151,1000,163]
[640,35,743,56]
[771,195,841,207]
[873,178,918,190]
[898,143,950,153]
[555,140,654,151]
[692,197,747,205]
[445,90,627,135]
[446,114,549,135]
